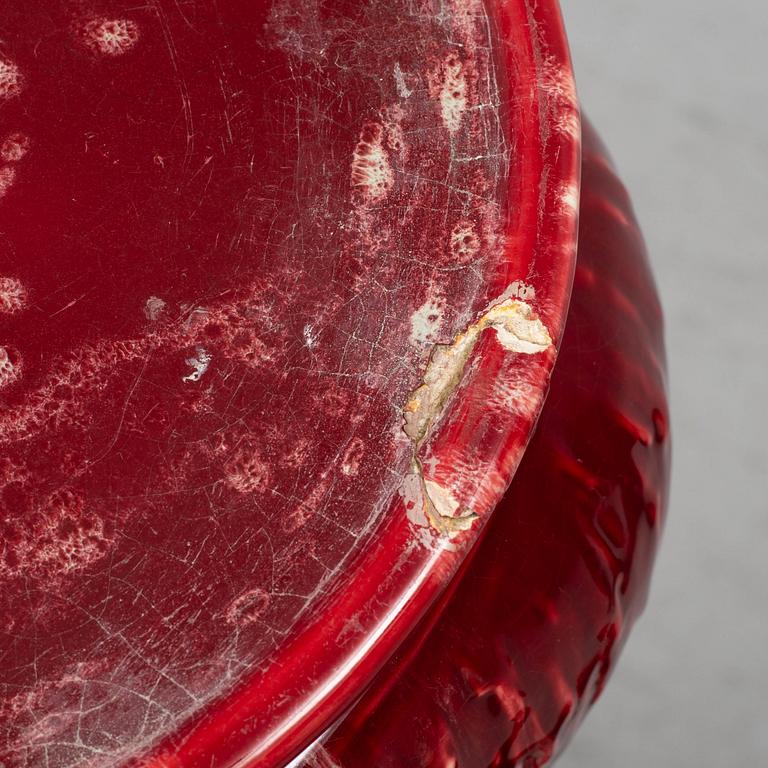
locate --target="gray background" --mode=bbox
[557,1,768,765]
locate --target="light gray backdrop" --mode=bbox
[556,1,768,765]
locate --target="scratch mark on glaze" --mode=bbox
[303,323,319,349]
[540,55,579,139]
[181,304,210,329]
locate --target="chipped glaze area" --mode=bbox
[0,1,579,766]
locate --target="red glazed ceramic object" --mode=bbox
[0,1,668,766]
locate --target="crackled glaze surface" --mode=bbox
[0,1,579,766]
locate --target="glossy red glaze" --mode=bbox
[0,2,582,767]
[307,120,670,766]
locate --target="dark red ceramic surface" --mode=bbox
[0,1,668,767]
